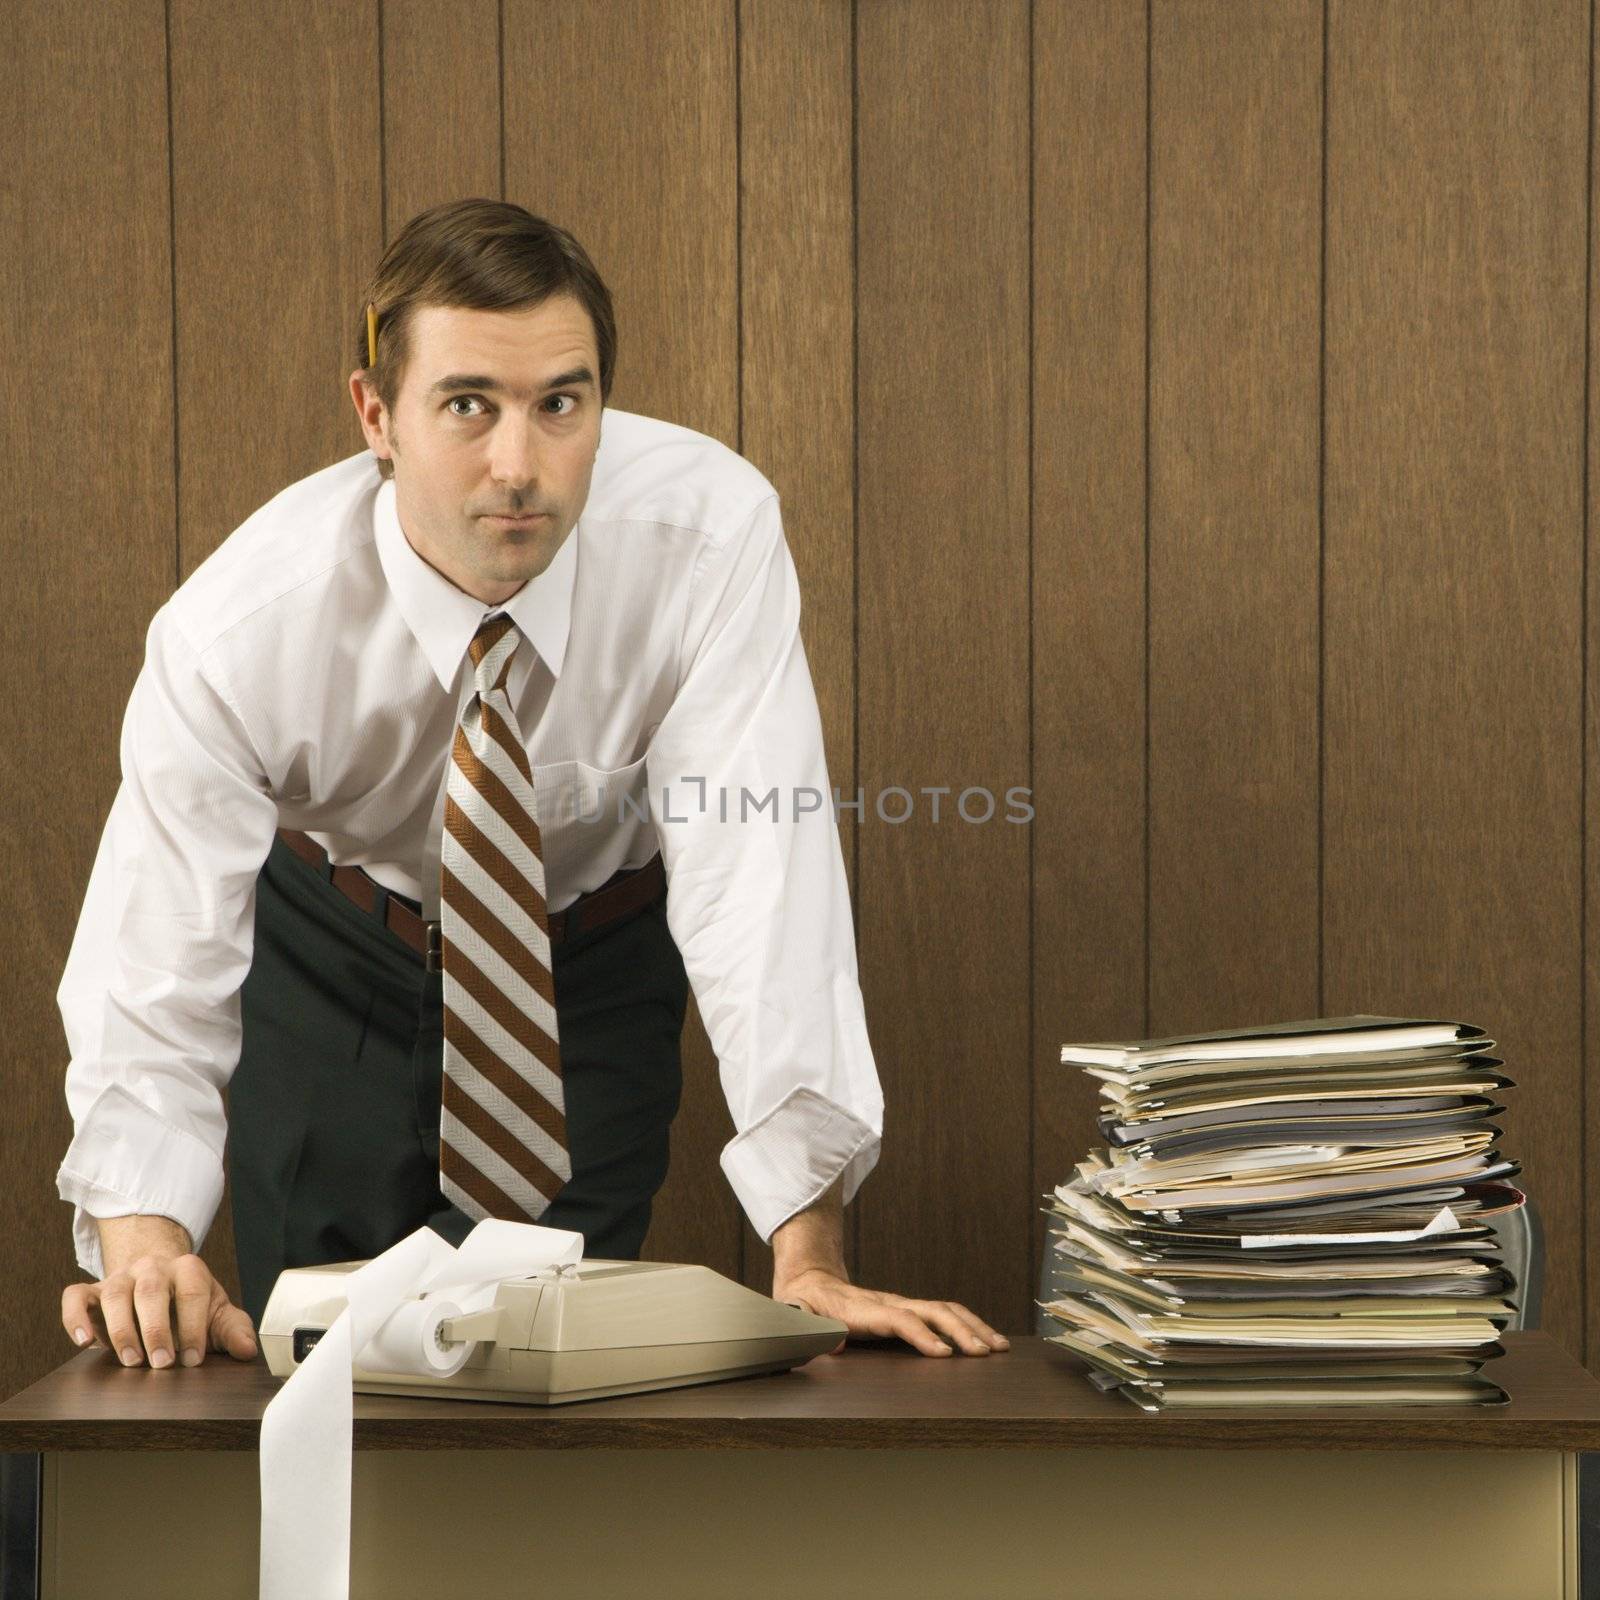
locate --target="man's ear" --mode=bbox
[349,370,389,460]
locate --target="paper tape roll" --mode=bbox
[261,1218,585,1599]
[355,1298,471,1378]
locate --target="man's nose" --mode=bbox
[487,413,543,491]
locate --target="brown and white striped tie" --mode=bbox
[437,613,571,1222]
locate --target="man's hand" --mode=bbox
[777,1265,1011,1358]
[60,1214,259,1368]
[768,1177,1011,1357]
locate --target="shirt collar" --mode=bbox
[373,474,576,692]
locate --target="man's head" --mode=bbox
[349,199,616,607]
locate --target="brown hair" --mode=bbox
[355,198,617,480]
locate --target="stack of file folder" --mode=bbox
[1040,1016,1523,1410]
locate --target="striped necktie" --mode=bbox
[437,612,571,1222]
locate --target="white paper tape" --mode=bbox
[258,1217,585,1599]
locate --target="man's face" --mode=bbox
[349,296,602,605]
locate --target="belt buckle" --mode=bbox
[426,921,443,973]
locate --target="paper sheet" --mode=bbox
[1239,1204,1460,1249]
[258,1218,585,1599]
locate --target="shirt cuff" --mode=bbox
[55,1082,225,1280]
[719,1083,882,1243]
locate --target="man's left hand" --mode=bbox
[775,1266,1010,1358]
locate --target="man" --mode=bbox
[55,198,1008,1371]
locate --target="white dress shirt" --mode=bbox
[55,406,884,1280]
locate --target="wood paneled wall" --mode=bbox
[3,0,1596,1400]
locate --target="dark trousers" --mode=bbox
[228,834,689,1328]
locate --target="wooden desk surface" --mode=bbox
[4,1332,1600,1453]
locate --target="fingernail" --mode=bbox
[181,1348,200,1367]
[150,1349,173,1369]
[71,1327,88,1346]
[120,1347,139,1366]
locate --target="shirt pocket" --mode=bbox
[533,755,651,879]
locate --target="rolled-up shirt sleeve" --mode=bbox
[646,493,884,1242]
[55,606,278,1280]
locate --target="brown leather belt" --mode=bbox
[275,828,666,970]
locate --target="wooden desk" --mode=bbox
[4,1331,1599,1598]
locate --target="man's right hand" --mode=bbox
[60,1214,258,1368]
